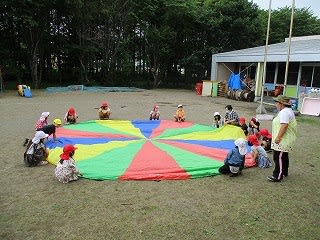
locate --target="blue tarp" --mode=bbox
[228,73,242,90]
[46,85,144,93]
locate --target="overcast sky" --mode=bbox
[251,0,320,18]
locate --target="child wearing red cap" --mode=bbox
[64,107,78,124]
[98,101,112,120]
[54,144,82,183]
[247,117,260,135]
[247,135,272,168]
[238,117,248,135]
[150,104,160,120]
[259,128,272,152]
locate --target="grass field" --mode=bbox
[0,89,319,240]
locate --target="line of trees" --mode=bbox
[0,0,319,89]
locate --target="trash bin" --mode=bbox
[211,81,218,97]
[202,80,213,96]
[195,82,203,95]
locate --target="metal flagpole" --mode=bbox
[283,0,295,95]
[256,0,272,114]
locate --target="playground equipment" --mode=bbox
[18,85,32,98]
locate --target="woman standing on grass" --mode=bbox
[267,95,297,182]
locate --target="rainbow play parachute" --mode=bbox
[46,120,255,180]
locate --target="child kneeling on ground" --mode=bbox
[218,138,247,177]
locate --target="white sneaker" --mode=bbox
[39,161,48,166]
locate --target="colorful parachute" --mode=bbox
[46,120,255,180]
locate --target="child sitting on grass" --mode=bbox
[259,128,272,152]
[218,138,247,177]
[174,104,185,122]
[247,117,260,135]
[98,101,112,120]
[247,134,272,168]
[55,144,82,183]
[150,104,160,120]
[239,117,248,135]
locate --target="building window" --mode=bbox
[301,66,313,87]
[266,63,276,83]
[301,66,320,88]
[287,62,299,85]
[277,63,285,84]
[313,66,320,88]
[276,62,299,85]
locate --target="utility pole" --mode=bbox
[256,0,272,114]
[283,0,295,95]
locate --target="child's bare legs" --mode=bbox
[99,112,111,120]
[176,116,182,122]
[177,117,184,123]
[150,113,159,120]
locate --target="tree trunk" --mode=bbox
[79,56,89,83]
[29,44,40,88]
[151,64,161,87]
